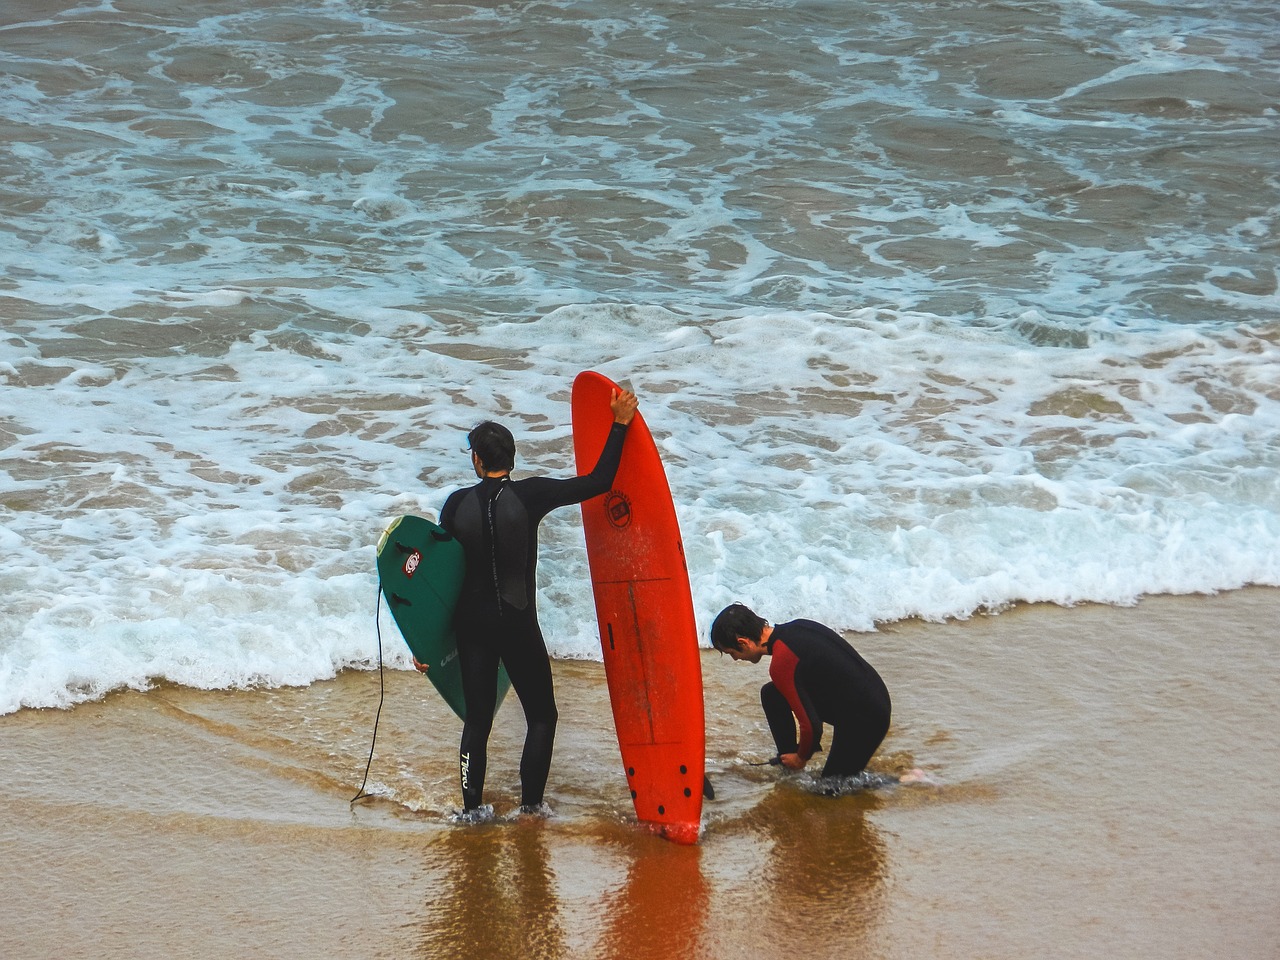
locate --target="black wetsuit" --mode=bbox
[762,619,891,778]
[439,422,628,810]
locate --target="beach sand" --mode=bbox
[3,587,1277,959]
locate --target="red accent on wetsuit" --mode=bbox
[769,640,819,761]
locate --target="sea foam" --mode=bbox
[2,0,1278,712]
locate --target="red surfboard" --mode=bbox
[571,370,704,844]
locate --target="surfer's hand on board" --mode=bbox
[779,753,807,771]
[610,388,638,425]
[411,656,429,674]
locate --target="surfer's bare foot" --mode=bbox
[898,768,929,784]
[517,802,553,818]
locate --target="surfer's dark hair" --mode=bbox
[710,603,768,653]
[468,421,515,473]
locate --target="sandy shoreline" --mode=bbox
[3,587,1278,959]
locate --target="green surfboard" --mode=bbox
[376,515,510,720]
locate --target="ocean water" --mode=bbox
[2,0,1278,714]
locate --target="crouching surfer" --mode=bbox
[710,603,925,787]
[432,387,639,818]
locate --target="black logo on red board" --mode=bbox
[604,491,632,529]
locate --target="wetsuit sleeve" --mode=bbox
[769,641,823,761]
[518,421,629,517]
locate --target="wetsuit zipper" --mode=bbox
[485,479,507,616]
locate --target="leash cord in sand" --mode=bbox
[351,584,386,804]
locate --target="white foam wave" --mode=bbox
[2,0,1278,711]
[3,306,1279,712]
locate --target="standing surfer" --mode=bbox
[710,603,920,785]
[436,388,639,816]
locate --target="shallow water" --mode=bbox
[3,590,1277,959]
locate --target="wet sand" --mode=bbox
[3,588,1278,959]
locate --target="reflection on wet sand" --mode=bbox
[597,833,710,960]
[717,787,891,955]
[413,817,713,960]
[410,782,889,960]
[418,821,565,960]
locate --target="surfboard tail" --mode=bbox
[655,819,702,846]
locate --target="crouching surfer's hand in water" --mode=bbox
[778,752,807,771]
